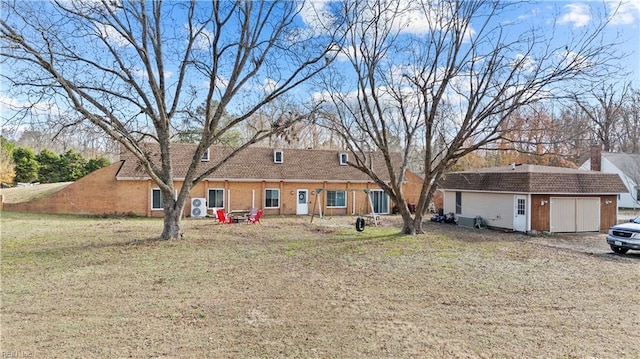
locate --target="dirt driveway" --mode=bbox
[508,230,640,261]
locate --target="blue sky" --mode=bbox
[1,0,639,138]
[523,0,639,84]
[302,0,640,86]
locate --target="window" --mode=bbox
[455,192,462,214]
[517,198,525,215]
[369,190,389,214]
[339,153,348,165]
[327,190,346,207]
[265,189,280,208]
[201,148,210,162]
[151,188,163,210]
[274,150,283,164]
[207,188,224,208]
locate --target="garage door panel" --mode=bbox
[576,198,600,232]
[550,197,601,233]
[550,198,576,232]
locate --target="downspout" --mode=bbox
[352,190,356,215]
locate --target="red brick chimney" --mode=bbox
[590,143,602,171]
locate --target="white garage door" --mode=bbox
[550,197,600,233]
[576,198,601,232]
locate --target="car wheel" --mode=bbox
[609,244,629,254]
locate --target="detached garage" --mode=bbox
[440,164,627,233]
[549,197,600,232]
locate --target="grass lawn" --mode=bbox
[1,212,639,358]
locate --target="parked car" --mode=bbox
[606,216,640,254]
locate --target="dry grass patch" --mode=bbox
[1,212,639,358]
[0,182,72,203]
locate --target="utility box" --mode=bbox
[457,216,475,228]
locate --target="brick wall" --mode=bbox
[4,163,424,218]
[3,163,125,215]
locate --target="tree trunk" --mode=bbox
[399,202,429,235]
[397,205,415,235]
[161,202,184,240]
[413,212,425,234]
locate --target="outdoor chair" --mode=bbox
[216,209,232,224]
[247,209,263,224]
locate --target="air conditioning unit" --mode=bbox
[191,198,206,218]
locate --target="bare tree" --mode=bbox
[551,105,594,164]
[619,87,640,154]
[483,105,579,168]
[314,0,620,234]
[572,82,629,152]
[1,0,339,239]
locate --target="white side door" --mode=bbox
[513,195,527,232]
[296,189,308,215]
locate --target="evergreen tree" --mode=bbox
[60,149,87,181]
[85,157,110,174]
[36,148,62,183]
[12,147,39,183]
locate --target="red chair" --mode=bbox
[216,209,232,224]
[247,209,263,224]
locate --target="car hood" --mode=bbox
[611,222,640,232]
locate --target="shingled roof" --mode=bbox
[603,152,640,178]
[440,164,627,194]
[117,143,398,182]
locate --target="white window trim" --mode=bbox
[326,190,347,208]
[264,188,281,208]
[207,188,225,209]
[274,150,283,164]
[151,188,177,210]
[339,153,348,165]
[151,188,163,210]
[201,148,210,162]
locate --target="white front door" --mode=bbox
[296,189,308,215]
[513,195,527,232]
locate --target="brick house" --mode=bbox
[439,164,627,233]
[4,144,423,218]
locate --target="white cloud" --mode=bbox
[94,23,130,47]
[192,27,214,51]
[0,95,60,116]
[560,50,592,72]
[511,54,537,73]
[131,68,173,80]
[299,0,336,36]
[300,0,475,39]
[608,0,640,25]
[0,95,22,110]
[262,78,278,93]
[558,3,592,28]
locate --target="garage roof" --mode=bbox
[440,164,627,194]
